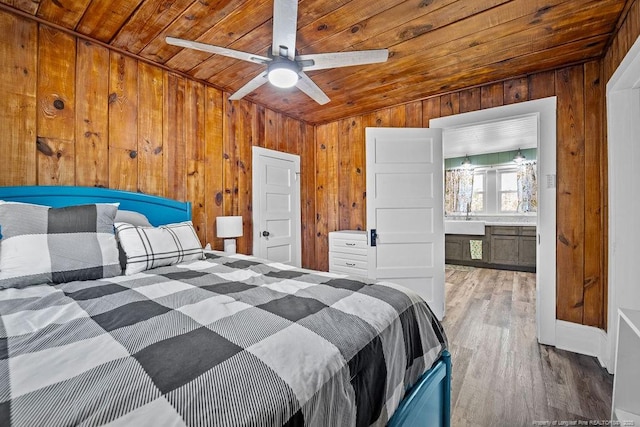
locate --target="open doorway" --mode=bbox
[430,97,557,345]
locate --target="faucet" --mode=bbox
[465,202,471,221]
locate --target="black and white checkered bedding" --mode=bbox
[0,251,447,427]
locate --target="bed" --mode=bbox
[0,186,450,427]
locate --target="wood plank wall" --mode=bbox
[314,64,608,329]
[604,0,640,81]
[0,10,315,264]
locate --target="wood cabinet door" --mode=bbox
[445,235,464,261]
[490,235,519,265]
[518,236,537,266]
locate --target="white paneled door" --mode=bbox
[252,147,301,267]
[366,127,445,319]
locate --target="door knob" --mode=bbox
[262,231,270,237]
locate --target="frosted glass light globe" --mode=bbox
[268,67,299,88]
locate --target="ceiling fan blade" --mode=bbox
[296,72,330,105]
[297,49,389,71]
[229,72,269,100]
[166,37,270,65]
[272,0,298,60]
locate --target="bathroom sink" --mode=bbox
[444,220,486,235]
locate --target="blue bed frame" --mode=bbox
[388,350,451,427]
[0,186,191,226]
[0,185,451,426]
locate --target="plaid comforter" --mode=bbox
[0,251,447,427]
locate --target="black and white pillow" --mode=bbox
[115,221,204,275]
[0,202,121,289]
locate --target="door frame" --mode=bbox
[251,146,302,266]
[430,97,557,346]
[606,34,640,373]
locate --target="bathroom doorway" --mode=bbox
[430,97,557,346]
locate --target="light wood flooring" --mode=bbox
[442,265,613,426]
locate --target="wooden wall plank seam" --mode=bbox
[37,25,76,185]
[108,52,138,192]
[204,86,224,249]
[137,61,164,196]
[0,12,37,186]
[75,40,109,188]
[555,65,586,325]
[162,72,186,201]
[583,61,604,328]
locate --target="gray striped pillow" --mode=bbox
[115,221,204,275]
[0,202,121,289]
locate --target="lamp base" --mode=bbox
[223,238,237,254]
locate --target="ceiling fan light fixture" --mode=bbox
[267,61,299,88]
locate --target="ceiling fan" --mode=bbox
[166,0,389,105]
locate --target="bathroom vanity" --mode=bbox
[445,223,536,272]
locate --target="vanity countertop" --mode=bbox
[485,221,536,227]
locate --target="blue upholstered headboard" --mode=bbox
[0,186,191,226]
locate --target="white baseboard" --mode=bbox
[555,320,612,372]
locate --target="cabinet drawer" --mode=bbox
[521,226,537,236]
[490,226,518,235]
[329,235,368,256]
[329,265,368,277]
[329,253,368,270]
[329,263,368,277]
[330,237,367,250]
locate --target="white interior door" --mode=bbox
[366,127,445,319]
[252,147,301,267]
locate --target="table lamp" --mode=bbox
[216,216,243,254]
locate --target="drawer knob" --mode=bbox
[346,262,356,267]
[345,243,356,246]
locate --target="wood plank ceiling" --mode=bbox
[1,0,627,124]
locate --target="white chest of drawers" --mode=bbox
[611,308,640,423]
[328,230,369,277]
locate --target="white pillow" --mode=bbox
[115,221,204,275]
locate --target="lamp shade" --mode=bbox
[513,149,526,164]
[216,216,243,238]
[461,155,473,169]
